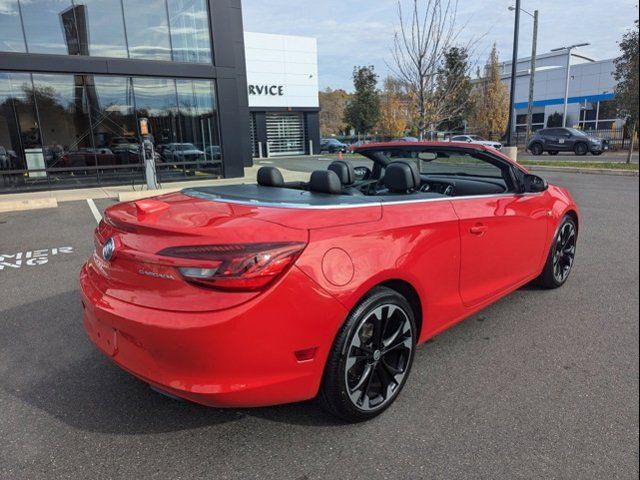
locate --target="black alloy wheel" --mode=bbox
[530,143,543,155]
[319,287,416,422]
[552,222,577,284]
[574,142,588,156]
[536,215,578,288]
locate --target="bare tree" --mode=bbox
[389,0,476,139]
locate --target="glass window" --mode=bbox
[0,74,24,180]
[176,79,221,172]
[0,0,26,53]
[31,74,96,170]
[1,73,45,183]
[598,100,618,121]
[122,0,171,61]
[88,76,140,166]
[132,77,179,149]
[167,0,212,63]
[20,0,76,55]
[72,0,128,58]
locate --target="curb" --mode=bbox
[525,165,639,177]
[0,198,58,213]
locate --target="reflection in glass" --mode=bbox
[73,0,128,58]
[122,0,171,61]
[89,76,139,165]
[1,72,223,191]
[176,80,220,169]
[31,74,96,169]
[20,0,76,55]
[132,77,179,148]
[0,0,26,52]
[2,73,45,180]
[167,0,212,63]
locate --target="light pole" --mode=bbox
[505,0,521,147]
[510,5,538,145]
[551,42,590,127]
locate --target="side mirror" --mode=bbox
[523,173,548,193]
[467,139,473,143]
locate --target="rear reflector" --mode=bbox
[158,242,306,291]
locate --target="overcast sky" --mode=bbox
[242,0,639,91]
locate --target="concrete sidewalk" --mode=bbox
[0,166,309,211]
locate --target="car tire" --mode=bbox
[530,143,543,155]
[318,286,417,422]
[548,151,559,156]
[535,215,578,289]
[574,142,588,156]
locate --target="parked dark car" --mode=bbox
[320,138,348,153]
[527,128,608,156]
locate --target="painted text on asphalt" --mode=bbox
[0,247,74,270]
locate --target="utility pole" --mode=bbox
[525,10,538,145]
[552,42,590,127]
[506,0,521,147]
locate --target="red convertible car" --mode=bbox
[80,142,579,422]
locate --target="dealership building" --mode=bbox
[0,0,319,193]
[499,50,622,133]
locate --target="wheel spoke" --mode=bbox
[349,363,373,394]
[345,351,368,372]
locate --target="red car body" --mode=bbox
[80,142,579,409]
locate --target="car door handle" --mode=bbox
[470,224,488,235]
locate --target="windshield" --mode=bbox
[567,128,588,137]
[173,144,198,151]
[365,149,507,180]
[469,135,485,141]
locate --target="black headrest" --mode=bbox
[257,166,284,187]
[383,161,420,193]
[328,160,355,185]
[309,170,342,194]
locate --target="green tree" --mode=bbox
[614,18,639,163]
[435,46,472,132]
[319,88,350,136]
[344,66,381,135]
[468,44,509,139]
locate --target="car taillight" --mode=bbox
[157,242,306,291]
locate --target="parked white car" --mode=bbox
[449,135,502,151]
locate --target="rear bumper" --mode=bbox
[80,264,348,408]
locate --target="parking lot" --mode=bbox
[0,171,638,479]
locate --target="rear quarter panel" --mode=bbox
[296,200,464,343]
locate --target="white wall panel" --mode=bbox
[244,32,319,109]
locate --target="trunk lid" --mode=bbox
[88,192,309,312]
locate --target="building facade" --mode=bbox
[0,0,251,193]
[499,50,621,133]
[245,32,320,158]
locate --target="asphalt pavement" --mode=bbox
[0,171,638,479]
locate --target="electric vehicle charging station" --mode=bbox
[139,118,158,190]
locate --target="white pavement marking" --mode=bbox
[86,199,102,224]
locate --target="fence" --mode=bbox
[330,127,636,151]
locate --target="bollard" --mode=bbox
[502,146,518,163]
[309,140,314,156]
[257,141,263,159]
[338,151,343,160]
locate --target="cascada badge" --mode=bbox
[0,246,74,271]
